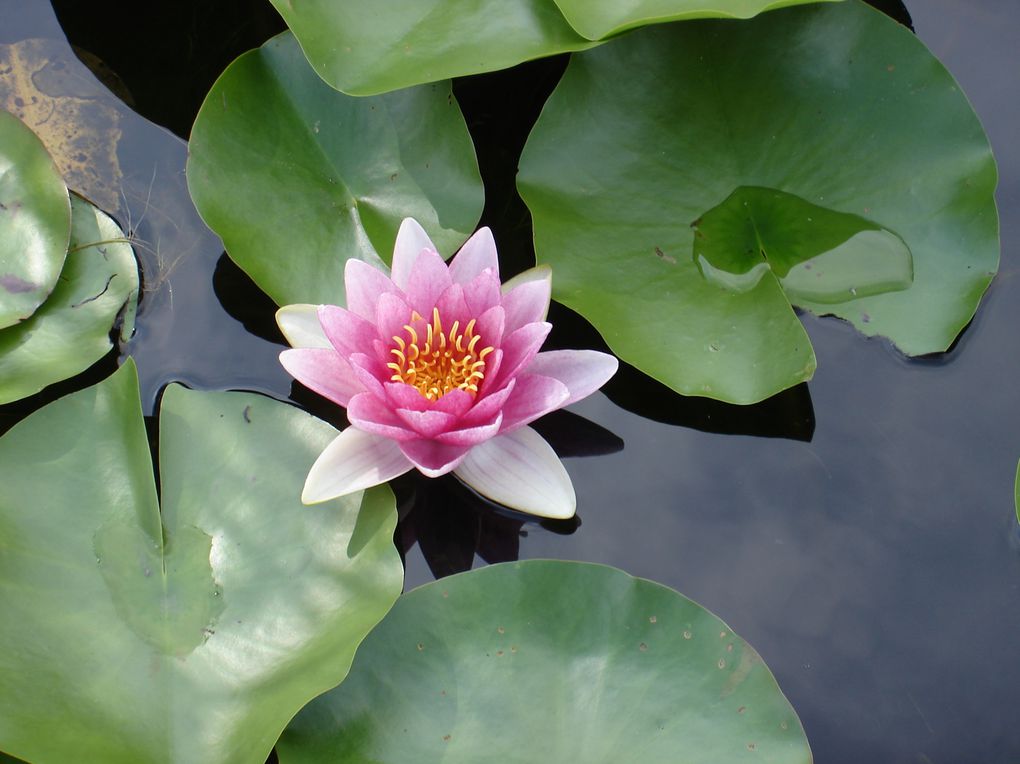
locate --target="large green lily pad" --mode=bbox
[187,31,484,308]
[518,0,998,403]
[277,560,811,763]
[266,0,596,96]
[0,194,138,404]
[552,0,842,39]
[0,109,70,329]
[0,362,403,764]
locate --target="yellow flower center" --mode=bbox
[387,307,494,401]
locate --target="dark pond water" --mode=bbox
[1,1,1018,762]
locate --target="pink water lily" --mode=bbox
[277,219,618,519]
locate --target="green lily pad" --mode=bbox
[518,0,998,403]
[187,31,484,308]
[0,194,138,404]
[0,109,70,329]
[693,185,913,305]
[266,0,596,96]
[1014,460,1019,525]
[0,362,403,764]
[277,560,811,763]
[552,0,842,40]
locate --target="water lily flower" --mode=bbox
[276,219,618,519]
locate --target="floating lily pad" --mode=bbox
[187,31,484,308]
[1014,460,1019,525]
[277,560,811,763]
[552,0,842,39]
[0,194,138,404]
[518,0,998,403]
[0,362,403,764]
[0,109,70,329]
[266,0,596,96]
[693,185,913,305]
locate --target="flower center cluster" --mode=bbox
[387,307,494,401]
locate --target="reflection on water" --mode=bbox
[1,0,1018,762]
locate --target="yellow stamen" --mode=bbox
[387,306,495,401]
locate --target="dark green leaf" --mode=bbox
[519,0,997,403]
[552,0,842,39]
[693,185,913,304]
[267,0,596,96]
[187,31,484,308]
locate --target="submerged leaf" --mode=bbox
[0,362,403,764]
[278,560,811,763]
[0,194,137,404]
[187,31,484,308]
[693,186,913,304]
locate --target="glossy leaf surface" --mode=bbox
[187,31,483,308]
[266,0,595,96]
[519,0,998,403]
[278,560,811,763]
[0,362,402,764]
[693,186,913,304]
[552,0,842,39]
[0,109,70,329]
[0,194,137,404]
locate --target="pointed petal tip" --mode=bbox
[276,303,330,348]
[454,427,576,520]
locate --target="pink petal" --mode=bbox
[491,322,552,389]
[395,408,459,438]
[348,353,387,399]
[501,269,552,334]
[344,259,400,320]
[524,350,619,406]
[448,226,498,284]
[497,374,570,434]
[463,269,502,318]
[375,291,414,345]
[279,348,364,407]
[453,427,575,519]
[477,348,503,397]
[385,382,431,412]
[435,412,503,446]
[347,393,418,442]
[500,264,551,296]
[318,305,378,357]
[474,304,506,350]
[276,304,330,349]
[431,388,475,417]
[391,218,437,290]
[406,249,454,315]
[460,378,515,427]
[435,282,470,325]
[399,439,472,478]
[302,428,413,504]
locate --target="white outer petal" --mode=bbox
[454,427,576,519]
[303,427,413,504]
[500,264,553,319]
[391,218,438,289]
[276,304,330,349]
